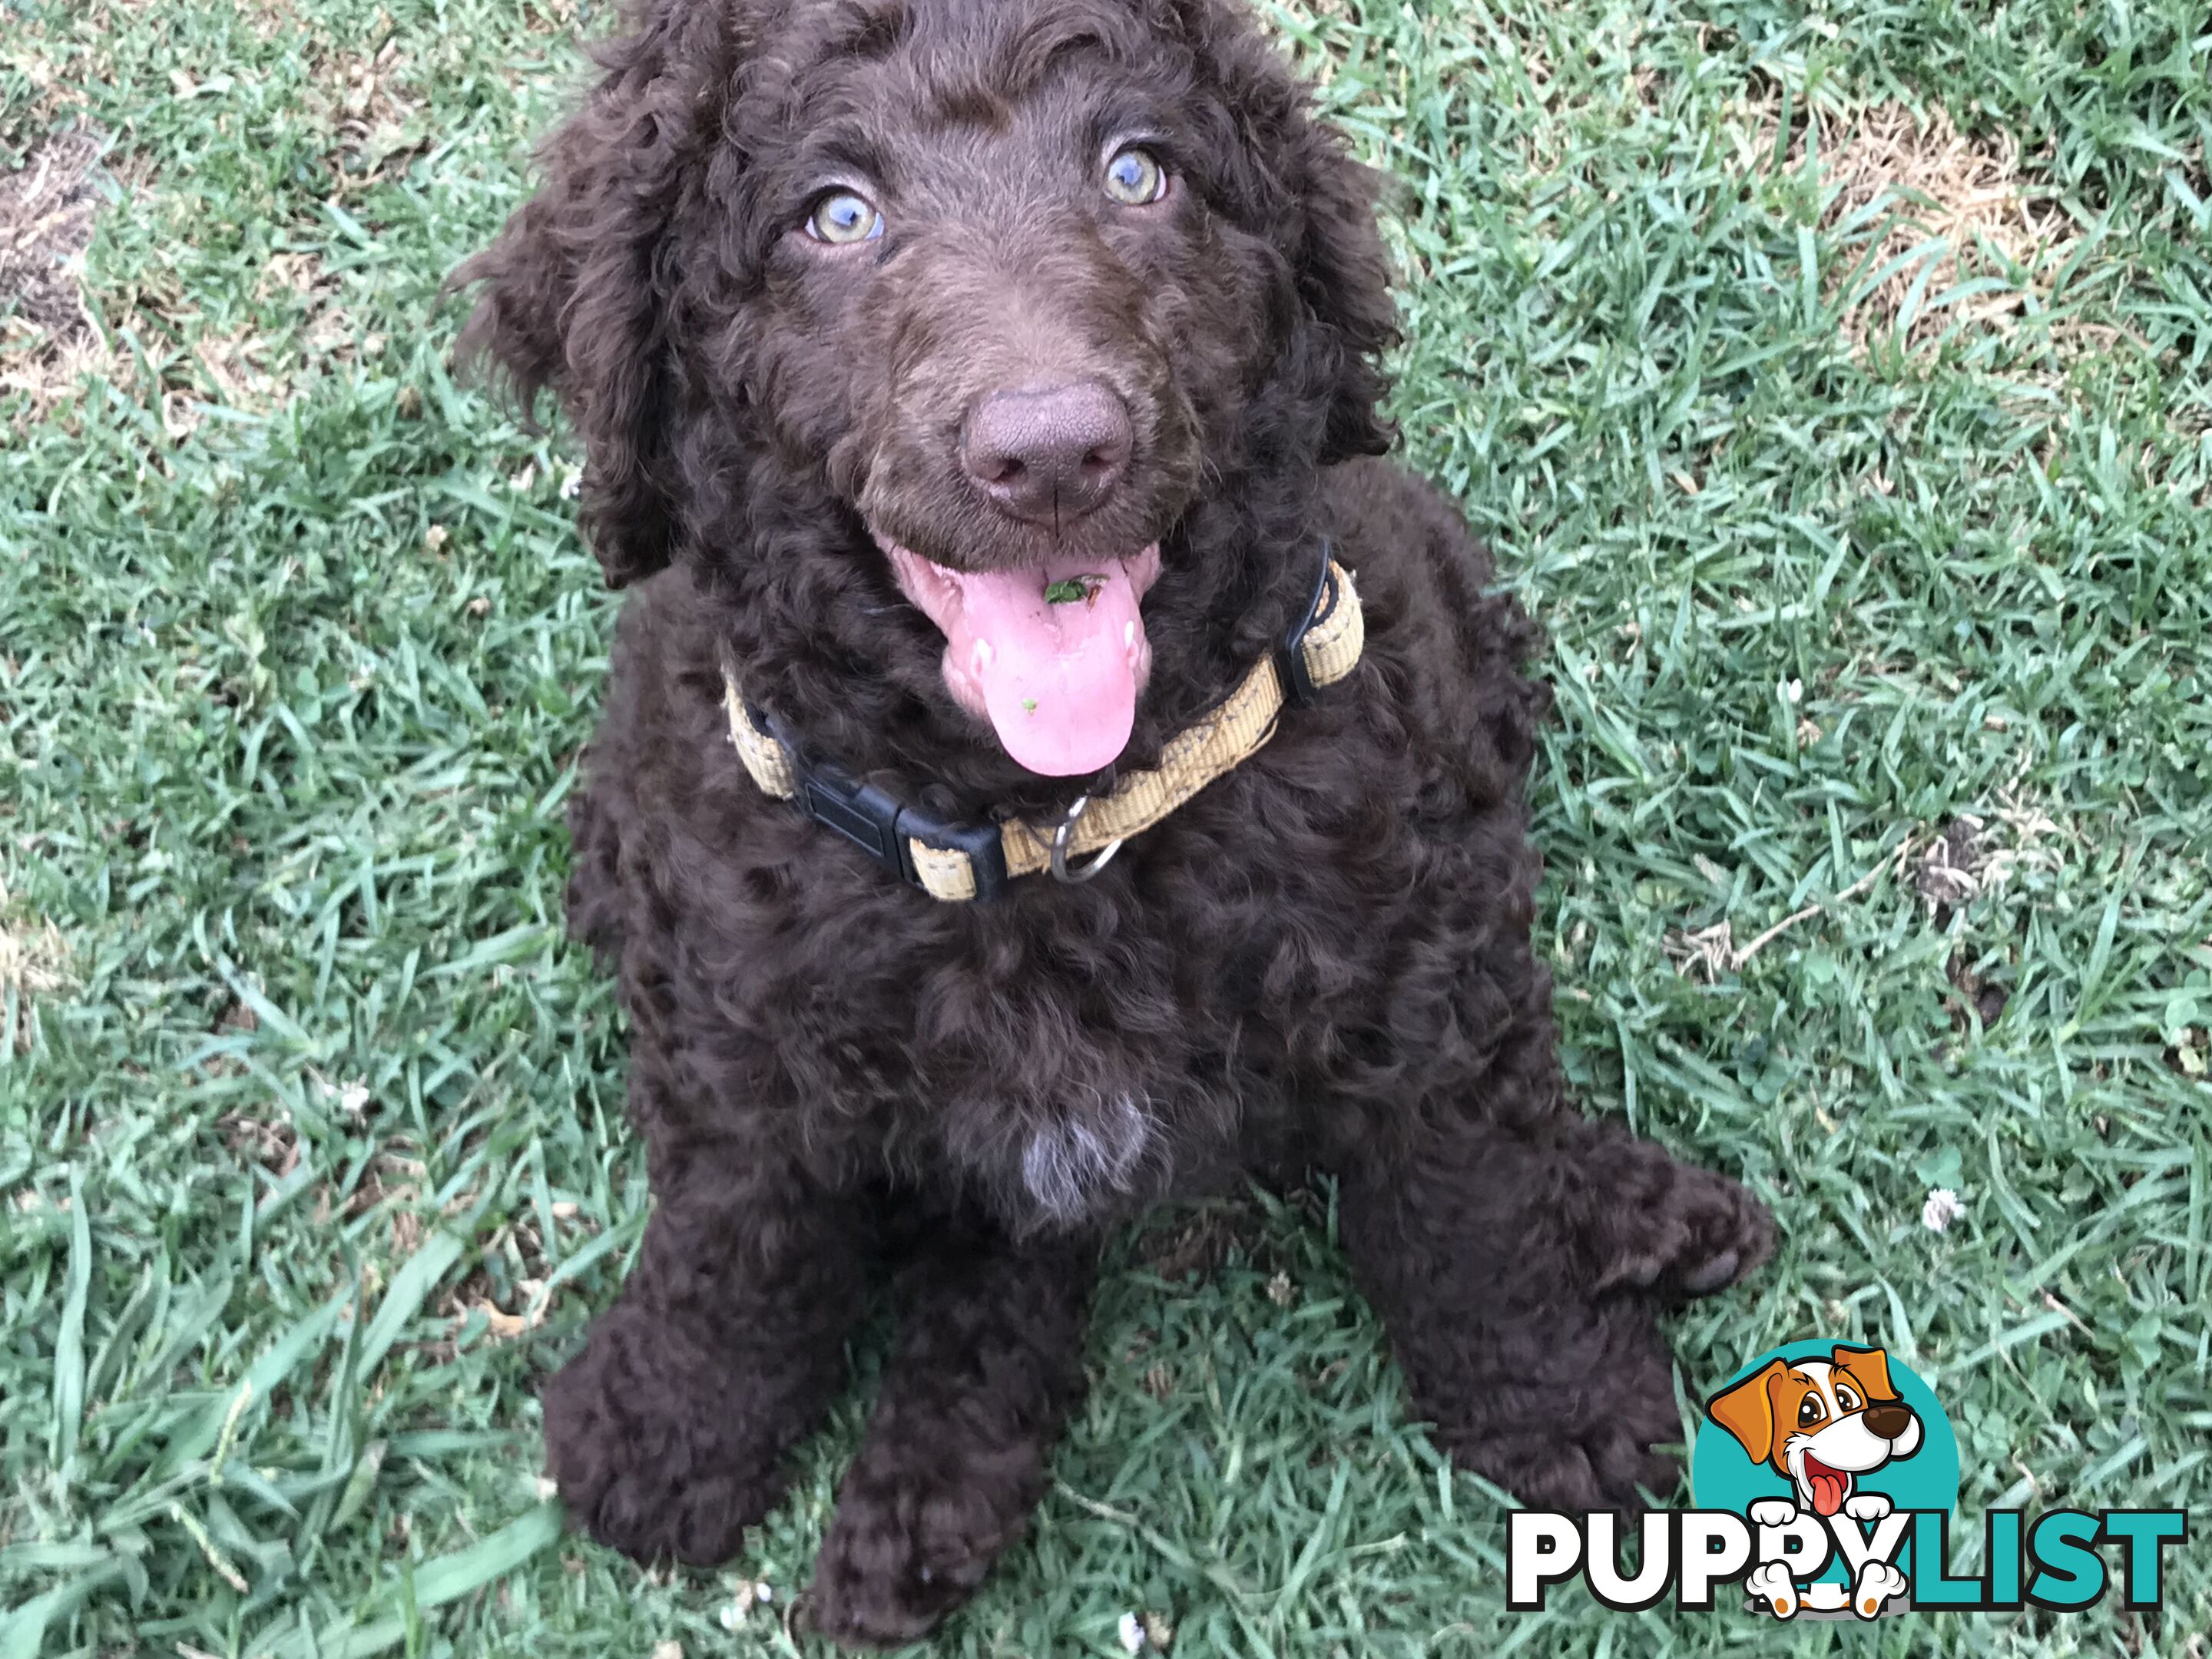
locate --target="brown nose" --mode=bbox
[960,380,1133,526]
[1863,1403,1912,1441]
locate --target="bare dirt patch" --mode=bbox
[218,1111,301,1176]
[1913,797,2065,917]
[1736,97,2078,351]
[0,124,110,413]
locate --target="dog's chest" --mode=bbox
[826,923,1272,1230]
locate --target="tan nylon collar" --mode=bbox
[723,558,1364,902]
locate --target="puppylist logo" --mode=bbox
[1509,1340,2187,1618]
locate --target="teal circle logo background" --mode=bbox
[1690,1341,1962,1581]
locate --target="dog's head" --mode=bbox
[459,0,1393,786]
[1706,1346,1924,1517]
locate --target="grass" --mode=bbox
[2,0,2209,1653]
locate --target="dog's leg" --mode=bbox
[1334,1098,1770,1512]
[541,1108,869,1567]
[807,1213,1095,1647]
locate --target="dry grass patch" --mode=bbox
[0,124,111,417]
[308,38,433,199]
[1736,97,2078,351]
[0,883,71,1055]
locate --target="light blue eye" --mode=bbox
[806,190,883,244]
[1103,145,1166,205]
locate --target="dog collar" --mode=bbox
[720,541,1364,902]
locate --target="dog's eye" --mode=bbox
[1103,145,1167,206]
[1835,1385,1860,1411]
[1797,1396,1826,1427]
[806,190,883,245]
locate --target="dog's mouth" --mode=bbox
[1802,1455,1852,1517]
[881,539,1162,776]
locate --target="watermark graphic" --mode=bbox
[1508,1339,2185,1618]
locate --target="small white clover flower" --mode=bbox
[1118,1611,1147,1654]
[1921,1187,1965,1233]
[716,1581,758,1630]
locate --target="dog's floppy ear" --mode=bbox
[1287,134,1399,464]
[1705,1359,1786,1462]
[1833,1346,1900,1403]
[453,0,738,587]
[1172,0,1398,465]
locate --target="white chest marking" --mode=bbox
[1022,1094,1151,1224]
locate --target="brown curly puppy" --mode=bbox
[458,0,1773,1643]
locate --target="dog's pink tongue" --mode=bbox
[959,562,1142,774]
[888,544,1158,777]
[1810,1469,1849,1517]
[876,546,1159,778]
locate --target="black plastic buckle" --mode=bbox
[757,706,1009,902]
[893,800,1009,902]
[1277,537,1337,707]
[793,762,907,868]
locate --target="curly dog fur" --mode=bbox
[458,0,1773,1642]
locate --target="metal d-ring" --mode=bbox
[1049,795,1124,883]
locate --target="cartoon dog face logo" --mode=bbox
[1706,1346,1923,1517]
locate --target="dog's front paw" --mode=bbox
[1853,1559,1908,1618]
[808,1458,1016,1648]
[1748,1498,1800,1528]
[1581,1142,1774,1301]
[1843,1492,1892,1522]
[542,1306,793,1566]
[1746,1560,1800,1619]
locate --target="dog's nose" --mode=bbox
[960,381,1133,526]
[1863,1403,1912,1441]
